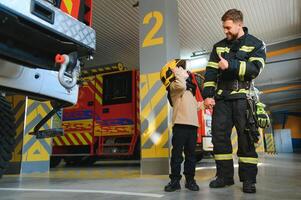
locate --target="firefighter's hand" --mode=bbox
[218,55,229,70]
[204,98,215,110]
[197,101,204,111]
[256,102,270,128]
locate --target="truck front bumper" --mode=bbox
[0,0,96,69]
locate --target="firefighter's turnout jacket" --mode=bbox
[203,27,266,100]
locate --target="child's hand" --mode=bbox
[172,67,189,80]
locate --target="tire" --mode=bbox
[133,139,141,160]
[64,156,97,166]
[0,96,16,178]
[50,156,62,168]
[64,156,83,166]
[79,156,97,166]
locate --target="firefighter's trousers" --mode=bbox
[170,124,198,181]
[212,98,258,183]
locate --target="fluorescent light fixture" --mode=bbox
[186,57,208,71]
[191,50,207,57]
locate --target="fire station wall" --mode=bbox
[257,38,301,153]
[273,116,301,152]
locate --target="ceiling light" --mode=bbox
[186,57,208,71]
[191,50,208,58]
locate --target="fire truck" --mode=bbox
[51,64,140,166]
[50,65,213,167]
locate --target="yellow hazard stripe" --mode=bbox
[203,81,216,88]
[214,154,233,160]
[68,134,79,145]
[238,157,258,164]
[239,61,246,81]
[239,45,255,52]
[84,132,92,142]
[249,57,265,69]
[53,137,62,146]
[216,47,230,56]
[217,89,223,95]
[230,89,249,94]
[141,104,167,146]
[76,133,88,145]
[64,0,73,14]
[95,94,102,105]
[95,82,103,94]
[207,62,218,69]
[61,136,71,145]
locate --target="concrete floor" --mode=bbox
[0,153,300,200]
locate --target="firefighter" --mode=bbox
[160,59,201,192]
[203,9,266,193]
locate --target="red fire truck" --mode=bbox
[50,64,140,167]
[50,66,212,167]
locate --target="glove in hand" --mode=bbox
[256,102,270,128]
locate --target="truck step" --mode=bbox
[29,128,64,139]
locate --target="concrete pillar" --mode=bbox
[6,96,53,175]
[139,0,180,175]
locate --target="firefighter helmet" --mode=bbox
[160,59,184,88]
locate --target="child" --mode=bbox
[160,59,201,192]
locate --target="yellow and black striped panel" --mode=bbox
[22,99,52,162]
[265,133,276,153]
[95,74,103,106]
[6,95,26,163]
[140,72,170,158]
[53,132,93,146]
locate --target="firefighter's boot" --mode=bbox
[164,180,181,192]
[243,180,256,193]
[209,178,234,188]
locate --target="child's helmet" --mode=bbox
[160,59,185,88]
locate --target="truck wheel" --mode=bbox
[79,156,97,166]
[0,96,16,178]
[50,156,62,168]
[133,139,141,160]
[64,156,82,166]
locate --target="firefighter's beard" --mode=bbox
[226,32,239,41]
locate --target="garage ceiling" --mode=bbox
[88,0,301,69]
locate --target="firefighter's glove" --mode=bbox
[256,102,270,128]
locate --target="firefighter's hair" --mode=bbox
[221,9,243,23]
